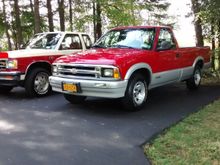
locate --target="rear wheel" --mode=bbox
[25,68,51,97]
[64,94,86,104]
[122,74,148,111]
[0,86,13,94]
[186,65,202,90]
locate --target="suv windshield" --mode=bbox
[93,28,155,50]
[26,33,62,49]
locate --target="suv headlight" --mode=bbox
[101,67,120,79]
[6,59,18,69]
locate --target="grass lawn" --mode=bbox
[144,98,220,165]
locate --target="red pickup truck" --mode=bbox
[0,32,92,96]
[49,26,211,110]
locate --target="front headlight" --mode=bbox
[52,65,58,75]
[7,59,18,69]
[101,67,121,79]
[102,68,114,77]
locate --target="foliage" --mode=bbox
[198,0,220,40]
[0,0,173,50]
[0,13,5,37]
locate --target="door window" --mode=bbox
[157,29,176,50]
[61,34,82,50]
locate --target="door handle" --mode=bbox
[176,53,181,58]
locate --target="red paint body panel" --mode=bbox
[0,52,8,58]
[0,52,63,73]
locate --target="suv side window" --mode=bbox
[60,34,82,50]
[157,29,176,50]
[82,34,92,49]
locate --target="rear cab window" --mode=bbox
[157,28,176,50]
[82,34,92,49]
[60,34,82,50]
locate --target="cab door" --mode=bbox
[151,28,181,87]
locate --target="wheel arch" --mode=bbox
[193,56,204,69]
[124,63,152,85]
[25,61,52,77]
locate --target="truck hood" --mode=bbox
[55,48,147,65]
[0,49,61,59]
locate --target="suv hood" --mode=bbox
[55,48,147,66]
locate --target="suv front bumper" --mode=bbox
[49,76,128,98]
[0,71,24,86]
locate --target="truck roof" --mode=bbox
[111,25,172,30]
[35,31,89,35]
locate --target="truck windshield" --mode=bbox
[26,33,62,49]
[93,28,155,50]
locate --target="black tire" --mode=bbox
[0,86,13,94]
[186,65,202,90]
[64,94,86,104]
[25,68,51,97]
[122,73,148,111]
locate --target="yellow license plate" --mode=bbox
[63,83,78,92]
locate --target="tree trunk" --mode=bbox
[30,0,34,14]
[130,0,135,25]
[47,0,54,32]
[58,0,65,31]
[69,0,73,31]
[93,0,96,41]
[2,0,12,50]
[218,21,220,48]
[34,0,41,33]
[211,24,215,68]
[191,0,204,47]
[14,0,23,49]
[96,0,102,39]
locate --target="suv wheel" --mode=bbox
[25,68,51,97]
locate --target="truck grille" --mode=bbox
[57,64,101,79]
[0,59,7,69]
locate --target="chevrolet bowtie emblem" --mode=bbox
[70,68,77,74]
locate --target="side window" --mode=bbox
[60,34,82,50]
[82,34,92,49]
[157,29,176,50]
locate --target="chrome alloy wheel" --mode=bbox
[34,72,49,95]
[133,81,146,105]
[194,69,201,86]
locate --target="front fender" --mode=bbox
[124,63,152,82]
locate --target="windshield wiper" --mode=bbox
[112,44,135,49]
[91,44,106,48]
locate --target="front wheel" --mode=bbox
[186,65,202,90]
[0,86,13,94]
[122,74,148,111]
[25,68,51,97]
[64,94,86,104]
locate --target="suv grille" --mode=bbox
[57,65,100,79]
[0,59,7,70]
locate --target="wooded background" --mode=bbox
[0,0,220,69]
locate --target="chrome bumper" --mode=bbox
[0,71,24,86]
[49,76,128,98]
